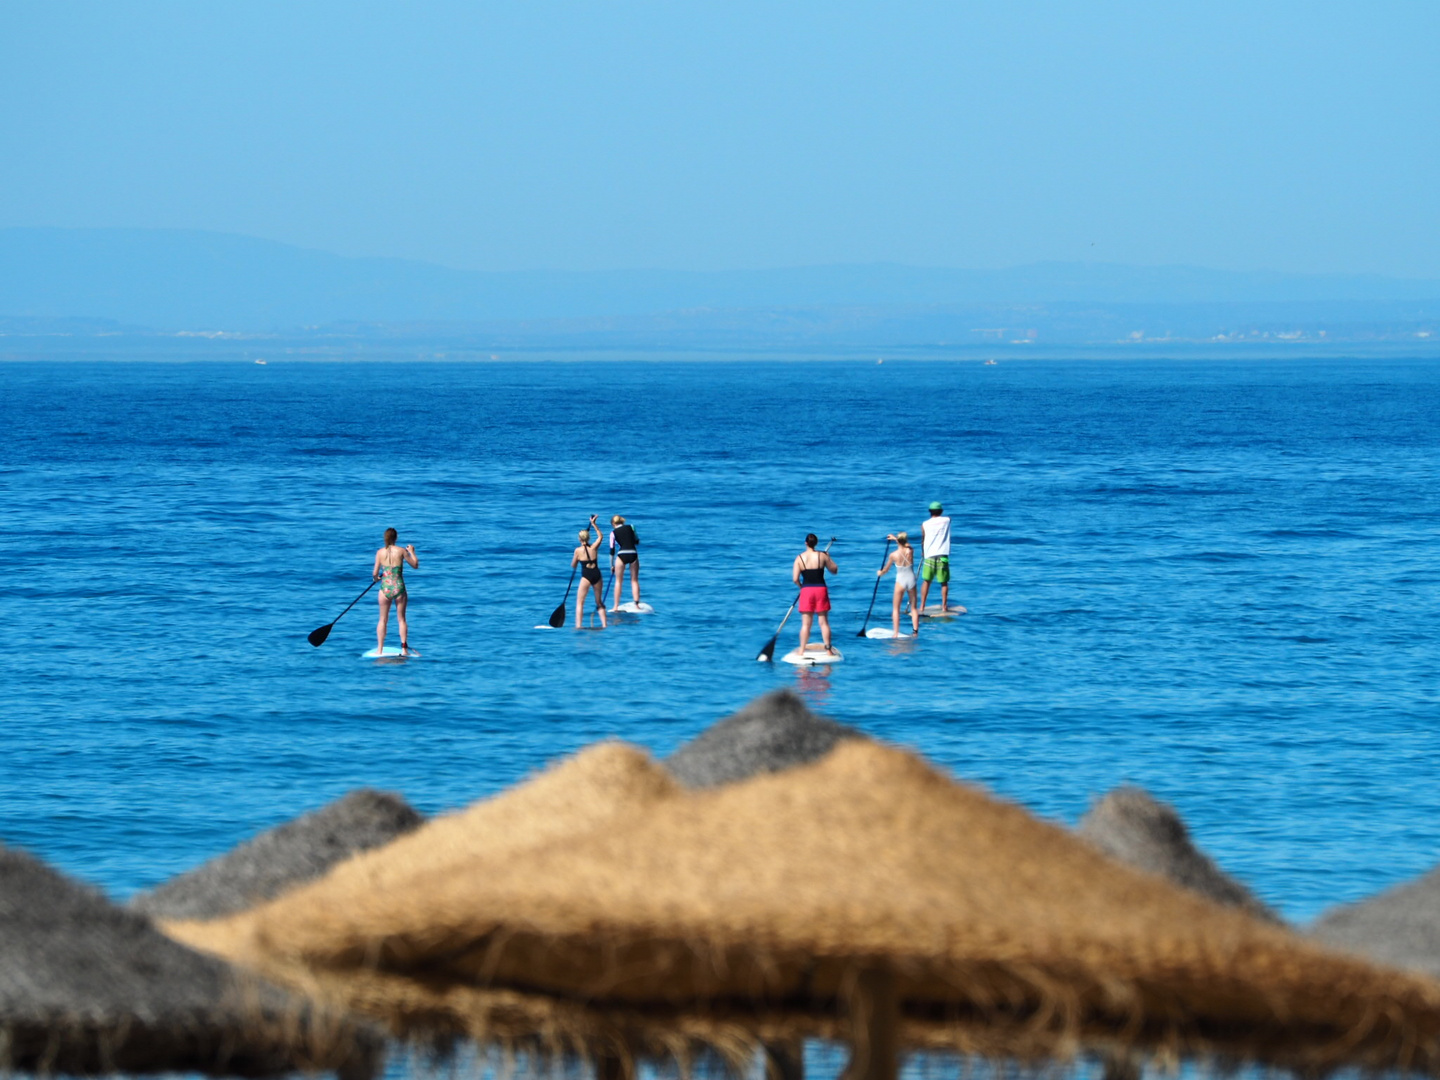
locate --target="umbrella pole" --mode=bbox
[763,1039,805,1080]
[844,967,898,1080]
[595,1052,633,1080]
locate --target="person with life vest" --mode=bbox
[608,515,641,610]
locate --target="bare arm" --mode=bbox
[825,552,838,574]
[404,544,419,569]
[791,554,804,587]
[877,551,896,577]
[571,546,582,568]
[372,550,383,581]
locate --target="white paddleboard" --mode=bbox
[920,606,967,618]
[613,601,654,614]
[864,627,915,639]
[362,646,421,659]
[781,644,845,665]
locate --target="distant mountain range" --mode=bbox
[1,228,1438,348]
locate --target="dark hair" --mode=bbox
[383,527,398,545]
[805,533,818,548]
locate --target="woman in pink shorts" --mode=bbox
[792,533,839,656]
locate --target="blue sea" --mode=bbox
[4,356,1439,925]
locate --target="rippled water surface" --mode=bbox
[4,357,1438,922]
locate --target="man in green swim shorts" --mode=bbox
[919,500,953,613]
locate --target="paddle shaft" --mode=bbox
[309,579,378,646]
[857,539,893,636]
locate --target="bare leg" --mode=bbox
[908,588,920,633]
[376,594,391,651]
[610,562,621,610]
[629,561,640,604]
[941,580,949,611]
[594,579,607,627]
[576,579,590,628]
[798,611,812,655]
[919,576,932,612]
[396,593,409,651]
[818,612,831,651]
[891,585,902,636]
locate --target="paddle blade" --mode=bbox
[757,635,778,662]
[308,623,333,647]
[548,603,566,629]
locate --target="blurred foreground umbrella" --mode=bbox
[663,688,865,789]
[171,741,1440,1080]
[1311,862,1440,978]
[0,844,379,1078]
[1077,786,1280,923]
[133,789,424,921]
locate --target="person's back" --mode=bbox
[921,513,951,559]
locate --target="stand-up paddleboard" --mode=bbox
[613,601,654,614]
[362,646,421,659]
[781,643,844,665]
[864,627,915,639]
[920,606,967,618]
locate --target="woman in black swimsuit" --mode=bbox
[571,515,608,629]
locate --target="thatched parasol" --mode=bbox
[663,689,865,789]
[1077,786,1281,923]
[133,788,424,921]
[0,843,379,1078]
[1311,863,1440,977]
[170,740,1440,1080]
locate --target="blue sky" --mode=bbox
[2,2,1436,276]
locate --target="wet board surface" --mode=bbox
[613,602,655,614]
[362,646,422,659]
[919,606,967,618]
[864,627,915,639]
[781,644,845,665]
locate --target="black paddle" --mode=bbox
[548,566,578,629]
[857,538,894,637]
[308,579,378,647]
[757,537,836,662]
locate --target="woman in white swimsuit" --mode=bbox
[878,532,920,637]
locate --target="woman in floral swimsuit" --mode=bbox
[372,528,419,654]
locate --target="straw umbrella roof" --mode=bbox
[133,788,424,921]
[1077,786,1281,923]
[663,689,865,789]
[1311,863,1440,978]
[0,843,379,1078]
[169,740,1440,1078]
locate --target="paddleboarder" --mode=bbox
[878,531,921,637]
[572,516,608,629]
[792,533,838,657]
[608,514,641,610]
[919,501,954,613]
[372,528,419,655]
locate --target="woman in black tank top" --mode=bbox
[609,514,642,610]
[791,532,838,656]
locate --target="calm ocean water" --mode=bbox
[3,356,1438,923]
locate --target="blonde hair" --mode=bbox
[896,532,909,546]
[611,515,625,526]
[578,529,591,543]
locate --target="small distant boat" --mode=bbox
[984,359,997,366]
[254,359,267,365]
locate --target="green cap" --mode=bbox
[929,501,943,511]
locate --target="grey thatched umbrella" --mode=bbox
[0,843,378,1078]
[1311,863,1440,978]
[132,788,423,921]
[1077,785,1280,923]
[664,689,865,789]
